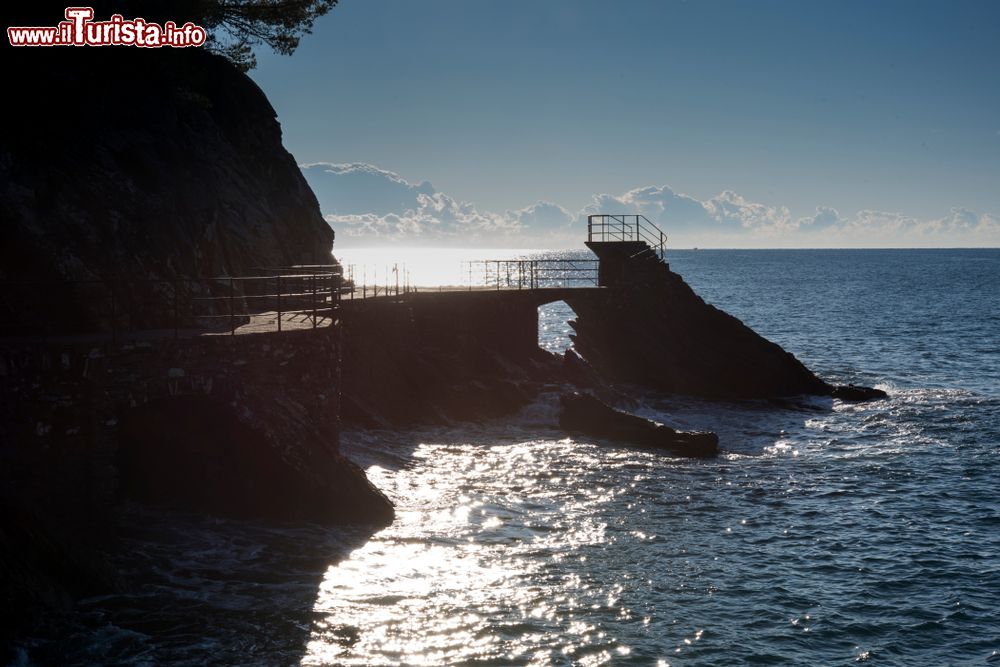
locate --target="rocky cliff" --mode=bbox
[567,243,835,399]
[0,41,385,659]
[1,45,333,333]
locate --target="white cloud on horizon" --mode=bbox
[302,162,574,247]
[798,206,842,230]
[301,161,1000,248]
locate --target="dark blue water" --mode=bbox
[26,249,1000,666]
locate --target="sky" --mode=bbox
[250,0,1000,248]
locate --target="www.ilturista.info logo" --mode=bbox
[7,7,207,47]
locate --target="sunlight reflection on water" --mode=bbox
[303,381,1000,665]
[300,249,1000,667]
[303,439,631,666]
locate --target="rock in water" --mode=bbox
[558,392,719,458]
[117,395,394,525]
[565,242,886,402]
[567,243,824,398]
[831,384,888,401]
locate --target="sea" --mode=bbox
[19,248,1000,666]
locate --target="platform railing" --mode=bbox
[587,214,667,258]
[0,265,342,340]
[338,263,416,300]
[465,259,599,290]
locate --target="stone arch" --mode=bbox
[537,299,577,355]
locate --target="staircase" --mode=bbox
[585,214,670,287]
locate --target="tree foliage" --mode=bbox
[198,0,338,71]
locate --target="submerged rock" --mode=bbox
[831,384,888,401]
[558,392,719,458]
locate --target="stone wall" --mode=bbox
[340,291,564,427]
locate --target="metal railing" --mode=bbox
[0,265,342,341]
[334,259,599,299]
[339,263,416,300]
[587,214,667,257]
[464,259,599,290]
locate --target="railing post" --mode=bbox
[330,273,336,318]
[276,275,282,332]
[229,276,235,336]
[311,274,317,328]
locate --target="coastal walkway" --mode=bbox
[340,285,603,308]
[0,214,666,341]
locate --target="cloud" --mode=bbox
[704,190,793,231]
[582,187,999,246]
[800,207,1000,246]
[928,207,981,233]
[580,185,715,230]
[798,206,842,229]
[580,186,794,234]
[301,162,576,246]
[302,162,519,244]
[301,161,1000,248]
[506,201,574,229]
[301,162,435,216]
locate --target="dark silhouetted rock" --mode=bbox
[117,395,393,525]
[0,42,376,651]
[341,292,566,427]
[562,348,602,387]
[559,392,719,457]
[831,384,888,401]
[566,243,831,399]
[1,46,334,334]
